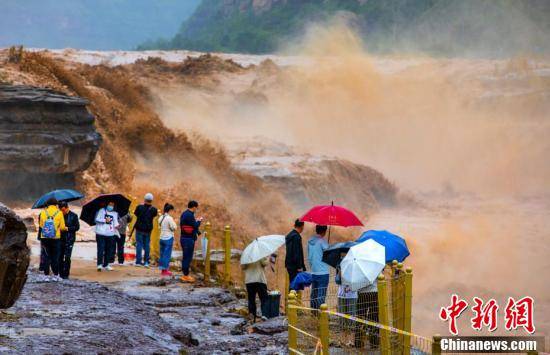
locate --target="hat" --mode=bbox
[144,193,154,202]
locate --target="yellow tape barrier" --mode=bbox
[288,347,307,355]
[288,324,321,340]
[325,310,432,342]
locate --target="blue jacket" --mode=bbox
[180,209,201,240]
[307,235,330,275]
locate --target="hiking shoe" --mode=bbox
[135,263,143,267]
[97,265,103,272]
[161,270,173,277]
[144,263,150,269]
[180,275,195,283]
[105,265,113,271]
[261,316,268,321]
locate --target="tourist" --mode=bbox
[58,201,80,279]
[307,225,330,309]
[158,203,176,276]
[242,257,269,322]
[285,219,306,288]
[95,201,119,271]
[179,200,202,282]
[112,213,132,265]
[133,193,158,268]
[38,197,66,281]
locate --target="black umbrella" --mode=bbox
[80,193,131,226]
[322,241,358,268]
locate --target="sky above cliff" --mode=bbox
[0,0,200,50]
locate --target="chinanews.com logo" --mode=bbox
[437,294,545,353]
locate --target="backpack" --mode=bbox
[42,210,59,239]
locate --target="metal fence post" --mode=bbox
[204,222,211,285]
[319,303,330,354]
[288,291,298,353]
[285,270,289,312]
[403,267,413,355]
[224,225,231,287]
[432,334,441,355]
[377,274,391,355]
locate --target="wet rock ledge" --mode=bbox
[0,272,182,354]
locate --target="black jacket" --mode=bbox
[61,211,80,243]
[285,229,306,271]
[133,204,158,233]
[180,209,201,240]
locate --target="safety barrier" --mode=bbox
[287,285,432,354]
[287,261,434,354]
[199,222,233,287]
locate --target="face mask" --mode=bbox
[106,206,114,212]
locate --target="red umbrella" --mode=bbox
[300,203,363,227]
[300,202,363,242]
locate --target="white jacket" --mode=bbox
[158,214,176,240]
[95,208,119,237]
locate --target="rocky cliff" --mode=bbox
[0,203,28,309]
[0,85,101,199]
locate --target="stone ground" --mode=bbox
[0,267,287,354]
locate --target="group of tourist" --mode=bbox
[284,219,381,348]
[37,193,380,344]
[37,193,202,283]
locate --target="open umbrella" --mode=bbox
[32,189,84,209]
[322,241,357,268]
[300,201,363,242]
[357,230,410,263]
[80,193,131,226]
[290,271,312,291]
[340,239,385,291]
[240,235,285,265]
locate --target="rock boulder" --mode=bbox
[0,203,29,308]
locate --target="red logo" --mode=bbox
[471,297,499,332]
[439,294,469,335]
[439,295,535,335]
[504,296,535,334]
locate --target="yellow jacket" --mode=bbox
[39,205,66,239]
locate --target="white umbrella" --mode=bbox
[240,235,285,265]
[340,239,386,291]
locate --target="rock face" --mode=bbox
[228,138,399,213]
[0,85,101,198]
[0,203,29,309]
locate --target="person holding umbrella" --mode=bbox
[58,201,80,279]
[95,201,119,271]
[307,225,330,309]
[241,234,286,322]
[285,219,306,288]
[38,197,67,281]
[33,189,84,276]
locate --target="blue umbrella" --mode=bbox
[32,189,84,209]
[290,272,312,291]
[356,230,410,263]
